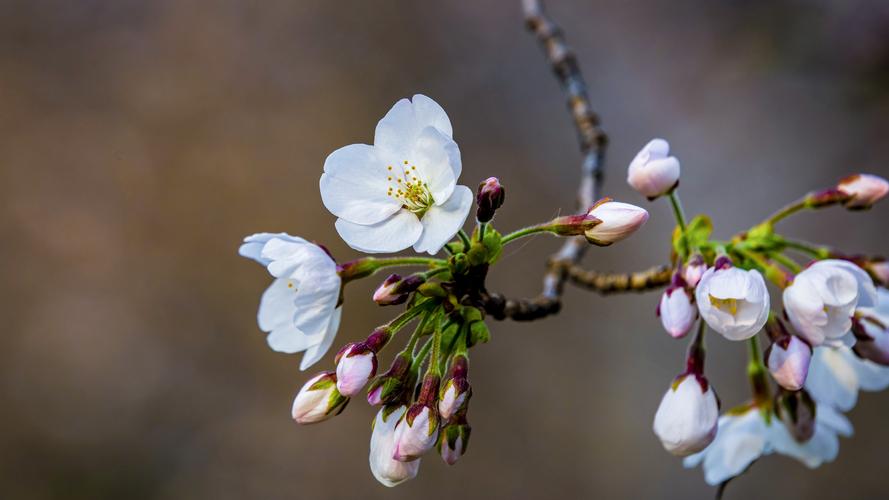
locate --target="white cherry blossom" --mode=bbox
[695,266,770,341]
[320,95,472,255]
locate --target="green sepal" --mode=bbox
[482,228,503,264]
[468,320,490,346]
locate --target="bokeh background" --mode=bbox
[2,0,889,498]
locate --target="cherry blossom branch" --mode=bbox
[565,264,672,294]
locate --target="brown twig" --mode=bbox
[566,264,672,294]
[484,0,609,321]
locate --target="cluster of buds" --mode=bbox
[626,137,889,488]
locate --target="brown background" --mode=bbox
[2,0,889,498]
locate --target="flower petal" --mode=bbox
[335,211,423,254]
[374,95,453,156]
[321,144,401,225]
[413,185,473,255]
[805,347,859,411]
[300,307,342,370]
[410,127,459,205]
[239,233,308,267]
[258,278,316,353]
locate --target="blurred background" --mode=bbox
[2,0,889,498]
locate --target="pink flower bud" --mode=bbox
[682,255,706,288]
[627,138,680,200]
[439,420,471,466]
[370,405,420,487]
[775,388,817,443]
[852,314,889,366]
[584,199,649,246]
[367,385,384,406]
[438,355,470,419]
[766,335,812,391]
[867,261,889,287]
[476,177,505,223]
[373,274,425,306]
[837,173,889,210]
[658,286,697,339]
[652,375,719,456]
[291,371,349,424]
[393,405,440,461]
[336,343,377,396]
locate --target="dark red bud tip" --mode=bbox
[476,177,505,223]
[714,255,733,270]
[364,328,392,353]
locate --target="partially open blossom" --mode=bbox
[684,404,852,485]
[373,273,425,306]
[239,233,342,370]
[627,138,680,200]
[370,406,420,487]
[336,343,378,396]
[320,95,472,255]
[837,173,889,210]
[658,284,697,339]
[476,177,505,223]
[695,262,770,341]
[852,288,889,366]
[653,375,719,456]
[438,355,471,420]
[683,255,707,288]
[805,344,889,412]
[784,260,877,346]
[584,200,649,246]
[292,372,349,424]
[439,418,471,465]
[767,335,812,391]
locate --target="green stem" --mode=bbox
[781,238,830,259]
[501,224,552,245]
[747,334,772,408]
[731,246,788,288]
[769,252,802,274]
[668,191,690,259]
[428,311,444,376]
[388,300,436,332]
[458,229,472,251]
[338,256,445,283]
[763,199,807,227]
[478,221,488,241]
[411,337,434,372]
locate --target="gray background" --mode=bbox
[2,0,888,498]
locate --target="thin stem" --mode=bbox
[338,256,445,283]
[388,300,436,332]
[458,229,472,251]
[747,334,772,408]
[501,224,552,245]
[402,311,433,355]
[781,238,829,259]
[411,337,434,372]
[429,311,444,376]
[478,221,488,241]
[770,252,802,274]
[763,199,806,227]
[668,191,691,260]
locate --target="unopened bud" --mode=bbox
[336,331,389,397]
[393,374,441,461]
[439,417,471,465]
[584,199,649,246]
[439,355,471,419]
[766,335,812,391]
[367,352,414,406]
[291,371,349,424]
[682,255,707,288]
[775,388,817,443]
[370,405,420,487]
[852,314,889,366]
[373,273,426,306]
[658,277,696,339]
[866,260,889,287]
[837,173,889,210]
[627,138,681,200]
[652,374,719,456]
[476,177,505,223]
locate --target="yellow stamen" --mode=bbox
[709,296,738,315]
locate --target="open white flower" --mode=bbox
[370,406,420,487]
[695,266,770,341]
[805,344,889,412]
[684,404,852,486]
[784,260,877,346]
[239,233,342,370]
[320,95,473,255]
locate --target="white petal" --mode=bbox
[817,405,853,437]
[374,95,453,156]
[413,185,473,255]
[335,211,423,254]
[320,144,400,225]
[410,127,459,205]
[848,349,889,391]
[300,307,342,370]
[239,233,308,267]
[258,278,313,353]
[805,347,859,411]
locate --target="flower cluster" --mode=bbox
[634,138,889,490]
[240,96,648,486]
